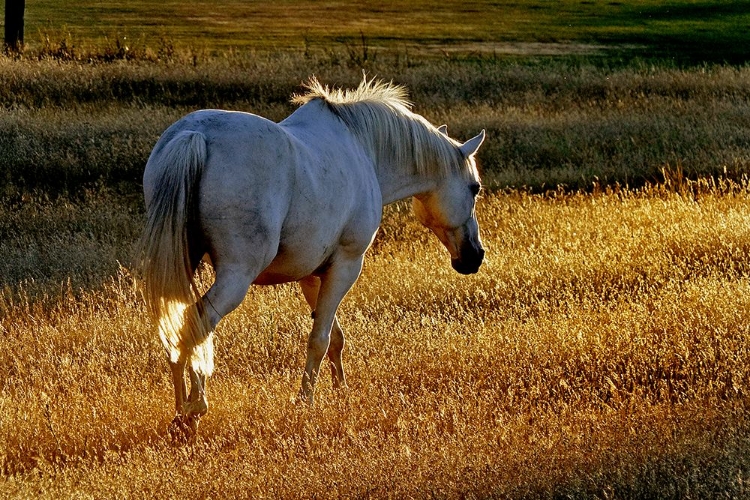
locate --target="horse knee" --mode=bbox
[307,330,331,360]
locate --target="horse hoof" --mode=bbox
[295,389,314,406]
[185,414,200,435]
[168,414,199,445]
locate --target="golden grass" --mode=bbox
[1,186,749,497]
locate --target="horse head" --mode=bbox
[413,129,486,275]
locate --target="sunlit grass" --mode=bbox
[0,186,747,497]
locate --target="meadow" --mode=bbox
[1,185,749,497]
[1,0,750,497]
[3,55,750,198]
[24,0,750,62]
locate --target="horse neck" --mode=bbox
[374,163,440,205]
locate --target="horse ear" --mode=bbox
[459,129,486,158]
[437,124,448,135]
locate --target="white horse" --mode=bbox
[139,77,485,439]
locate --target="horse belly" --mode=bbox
[252,271,301,286]
[252,242,332,286]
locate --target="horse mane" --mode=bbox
[292,77,466,178]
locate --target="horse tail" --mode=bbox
[138,130,214,377]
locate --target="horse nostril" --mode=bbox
[465,245,484,263]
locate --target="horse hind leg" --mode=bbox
[181,264,254,414]
[169,358,188,415]
[167,264,254,445]
[177,366,208,438]
[167,331,210,443]
[173,248,211,435]
[168,357,196,444]
[182,339,211,434]
[183,326,212,421]
[186,368,208,416]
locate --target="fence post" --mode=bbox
[4,0,26,52]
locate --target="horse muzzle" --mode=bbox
[451,244,485,275]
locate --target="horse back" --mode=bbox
[155,107,382,285]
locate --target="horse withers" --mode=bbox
[138,77,486,440]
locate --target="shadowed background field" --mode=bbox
[2,59,750,196]
[1,1,750,497]
[3,1,750,196]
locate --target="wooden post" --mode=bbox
[4,0,26,52]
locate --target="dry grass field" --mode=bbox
[0,184,749,497]
[2,1,750,497]
[2,55,750,196]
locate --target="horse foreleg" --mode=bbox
[328,319,347,389]
[300,258,362,404]
[300,277,348,390]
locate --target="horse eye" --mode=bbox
[469,183,481,197]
